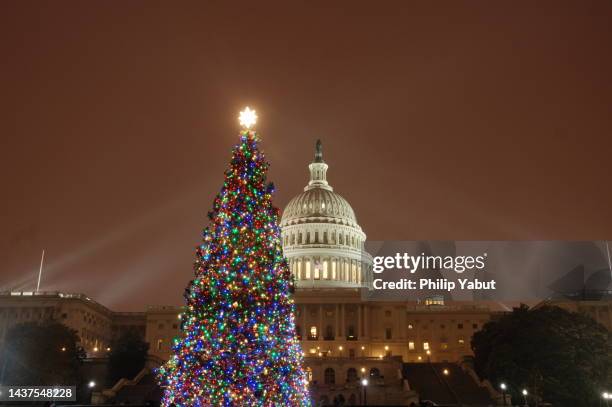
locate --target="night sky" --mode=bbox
[1,1,611,310]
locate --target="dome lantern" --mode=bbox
[306,139,331,191]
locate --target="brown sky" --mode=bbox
[1,1,611,310]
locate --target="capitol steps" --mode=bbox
[402,363,495,406]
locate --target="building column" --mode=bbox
[340,304,345,338]
[318,304,323,341]
[358,304,363,338]
[301,305,306,339]
[335,304,340,339]
[364,305,370,340]
[399,306,407,339]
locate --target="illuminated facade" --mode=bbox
[0,291,145,356]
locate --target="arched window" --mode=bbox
[370,367,381,378]
[324,368,335,385]
[346,368,358,383]
[295,325,302,340]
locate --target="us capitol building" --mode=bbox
[277,142,492,404]
[2,141,611,405]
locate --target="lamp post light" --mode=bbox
[88,380,96,404]
[522,389,528,407]
[603,392,610,407]
[500,383,507,406]
[361,378,368,406]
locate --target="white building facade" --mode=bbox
[280,140,373,290]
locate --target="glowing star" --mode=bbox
[238,107,258,129]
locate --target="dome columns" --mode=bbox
[307,161,331,191]
[285,253,368,288]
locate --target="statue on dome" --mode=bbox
[315,139,324,162]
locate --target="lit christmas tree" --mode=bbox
[158,108,311,407]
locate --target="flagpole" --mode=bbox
[606,241,612,279]
[36,249,45,293]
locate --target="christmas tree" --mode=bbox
[158,108,311,407]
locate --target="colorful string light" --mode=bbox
[158,130,311,406]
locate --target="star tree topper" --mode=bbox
[239,107,258,129]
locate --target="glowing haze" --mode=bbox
[1,1,612,310]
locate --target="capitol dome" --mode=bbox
[280,140,372,289]
[282,188,358,228]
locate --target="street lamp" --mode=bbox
[88,380,96,404]
[361,378,368,406]
[603,392,610,407]
[500,383,507,406]
[522,389,528,407]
